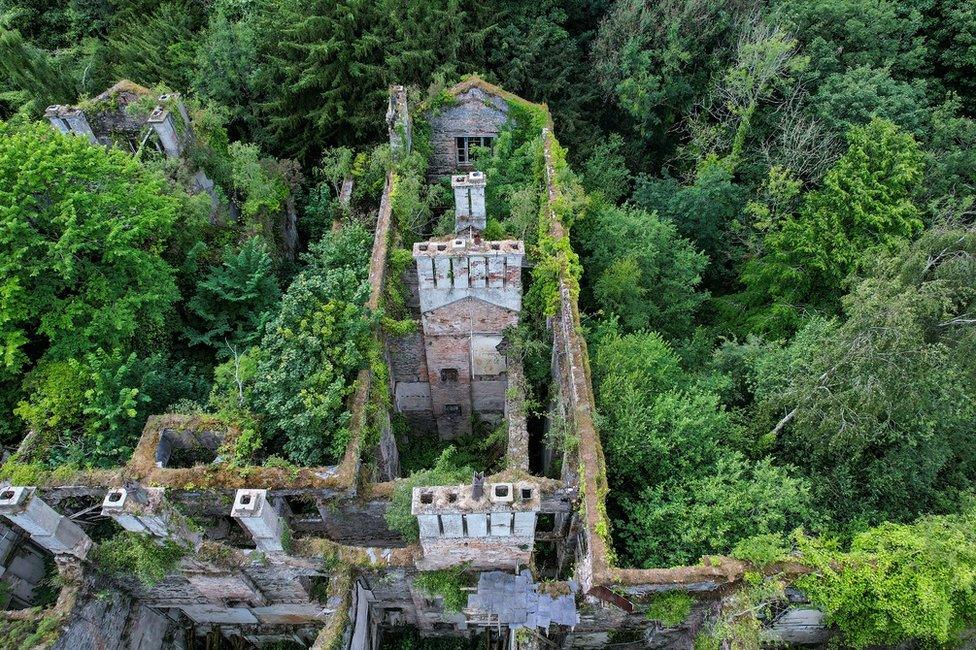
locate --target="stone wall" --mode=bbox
[388,330,434,433]
[427,87,510,179]
[54,581,175,650]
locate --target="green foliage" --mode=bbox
[731,533,788,568]
[733,118,924,336]
[192,0,262,134]
[248,224,373,465]
[248,0,465,160]
[385,448,472,543]
[747,216,976,528]
[796,508,976,648]
[390,153,438,247]
[774,0,927,81]
[186,237,281,354]
[645,591,694,627]
[0,25,77,115]
[593,329,814,566]
[16,350,208,467]
[632,159,747,287]
[397,429,504,477]
[93,532,187,586]
[695,569,787,649]
[227,141,294,250]
[2,7,975,638]
[474,125,544,246]
[105,1,204,90]
[617,455,813,567]
[412,566,470,613]
[592,0,749,154]
[582,134,630,204]
[0,614,62,650]
[0,120,180,374]
[926,0,976,104]
[811,65,930,137]
[580,204,707,338]
[381,625,468,649]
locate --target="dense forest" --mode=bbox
[1,0,975,646]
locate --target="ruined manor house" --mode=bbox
[0,78,824,649]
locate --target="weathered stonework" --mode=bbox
[427,86,509,179]
[0,78,833,650]
[411,481,540,570]
[0,487,92,560]
[412,233,524,438]
[387,84,412,158]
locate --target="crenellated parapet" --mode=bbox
[411,479,540,570]
[413,237,523,313]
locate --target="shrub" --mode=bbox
[413,566,471,613]
[731,533,788,568]
[93,533,187,586]
[385,448,472,542]
[796,509,976,648]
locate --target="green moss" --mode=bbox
[504,98,551,138]
[0,614,61,650]
[421,89,460,116]
[645,591,694,627]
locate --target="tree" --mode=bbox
[104,0,203,90]
[922,96,976,202]
[735,118,924,335]
[0,121,180,376]
[0,26,77,115]
[249,224,374,465]
[593,332,718,484]
[15,349,208,467]
[797,508,976,648]
[773,0,928,82]
[193,0,262,137]
[632,160,747,289]
[466,0,602,154]
[683,19,803,175]
[619,455,813,567]
[581,134,630,203]
[250,0,464,160]
[926,0,976,105]
[185,237,281,355]
[592,329,813,567]
[811,65,930,138]
[750,215,976,528]
[592,0,753,160]
[581,204,708,338]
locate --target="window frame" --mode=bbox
[455,136,494,165]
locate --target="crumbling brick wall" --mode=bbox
[427,87,509,179]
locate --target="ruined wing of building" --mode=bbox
[0,77,827,649]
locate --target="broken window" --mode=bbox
[440,368,459,383]
[455,136,494,164]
